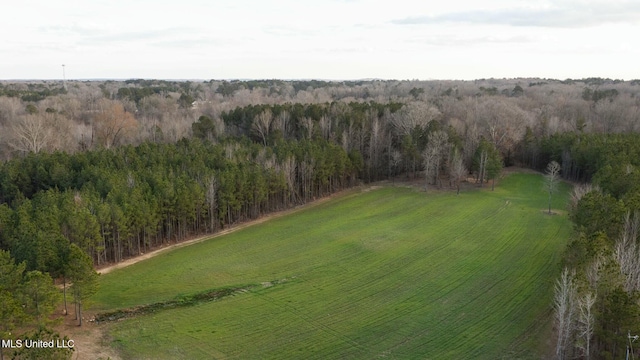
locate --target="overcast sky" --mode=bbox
[2,0,639,80]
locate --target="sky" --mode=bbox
[2,0,639,80]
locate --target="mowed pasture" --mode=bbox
[92,173,572,359]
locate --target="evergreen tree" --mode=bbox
[67,244,98,326]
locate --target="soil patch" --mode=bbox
[94,286,250,323]
[55,313,121,360]
[94,278,289,323]
[541,209,567,216]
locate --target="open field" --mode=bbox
[91,173,572,359]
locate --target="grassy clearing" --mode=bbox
[92,173,571,359]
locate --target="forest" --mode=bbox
[1,77,640,359]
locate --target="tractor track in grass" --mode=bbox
[256,291,369,356]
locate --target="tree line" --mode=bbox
[0,136,361,266]
[545,132,640,359]
[0,97,505,272]
[2,77,640,162]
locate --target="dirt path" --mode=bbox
[97,188,355,275]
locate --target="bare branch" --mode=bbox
[8,114,53,153]
[392,102,440,136]
[615,211,640,293]
[545,161,561,214]
[554,268,577,360]
[252,109,272,146]
[576,292,596,360]
[450,149,467,195]
[569,183,600,213]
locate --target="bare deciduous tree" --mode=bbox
[49,113,76,152]
[554,268,577,360]
[273,110,290,139]
[392,102,440,136]
[422,146,438,192]
[8,114,52,153]
[302,117,315,140]
[427,130,449,187]
[93,100,138,149]
[594,98,623,134]
[390,150,402,178]
[545,161,561,214]
[473,141,490,186]
[278,156,297,205]
[319,115,332,141]
[576,292,596,360]
[253,109,272,146]
[450,150,467,195]
[368,114,386,181]
[478,97,531,156]
[0,97,23,126]
[615,212,640,293]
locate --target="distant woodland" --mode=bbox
[1,77,640,359]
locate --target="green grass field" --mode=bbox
[92,173,572,359]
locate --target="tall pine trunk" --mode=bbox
[63,276,68,315]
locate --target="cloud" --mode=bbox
[261,25,318,38]
[81,28,199,46]
[39,24,105,37]
[39,24,208,50]
[391,2,640,28]
[150,37,235,49]
[406,34,534,47]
